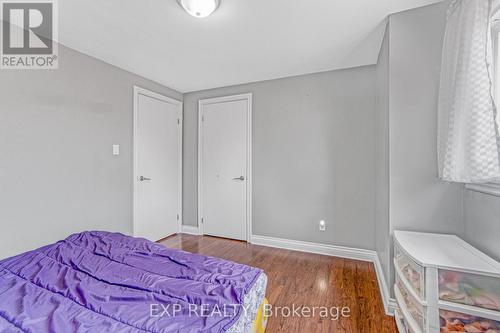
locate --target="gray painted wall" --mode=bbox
[0,44,182,259]
[375,22,391,289]
[373,2,465,294]
[388,2,463,239]
[464,190,500,262]
[183,67,378,250]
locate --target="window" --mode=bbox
[438,0,500,185]
[465,6,500,195]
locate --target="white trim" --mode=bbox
[250,234,375,261]
[375,254,398,315]
[250,234,396,316]
[198,93,253,242]
[133,86,183,237]
[388,298,399,316]
[465,183,500,197]
[181,225,201,235]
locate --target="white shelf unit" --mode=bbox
[393,231,500,333]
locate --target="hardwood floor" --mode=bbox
[159,234,397,333]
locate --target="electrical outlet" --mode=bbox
[112,144,120,155]
[319,220,326,231]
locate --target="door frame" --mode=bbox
[133,85,183,238]
[198,93,253,242]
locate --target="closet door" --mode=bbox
[134,87,182,241]
[198,94,252,241]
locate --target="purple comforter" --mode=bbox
[0,231,263,333]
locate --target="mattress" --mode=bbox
[0,231,267,333]
[228,274,267,333]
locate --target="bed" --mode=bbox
[0,231,268,333]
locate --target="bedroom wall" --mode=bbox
[382,1,464,294]
[463,190,500,261]
[375,22,391,289]
[387,1,463,239]
[0,44,182,259]
[183,66,378,250]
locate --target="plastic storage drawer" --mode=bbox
[439,309,500,332]
[438,269,500,312]
[395,309,419,333]
[395,241,425,300]
[396,273,425,331]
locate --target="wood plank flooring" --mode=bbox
[159,234,397,333]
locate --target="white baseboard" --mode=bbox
[372,252,397,315]
[388,298,398,315]
[250,234,396,316]
[180,225,200,235]
[251,235,375,261]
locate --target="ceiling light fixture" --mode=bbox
[178,0,220,18]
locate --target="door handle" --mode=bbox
[233,176,245,181]
[139,176,151,182]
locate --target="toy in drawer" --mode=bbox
[395,242,425,300]
[396,274,425,331]
[439,269,500,312]
[439,309,500,333]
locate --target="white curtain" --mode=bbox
[438,0,500,183]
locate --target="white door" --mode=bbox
[199,94,252,241]
[134,87,182,241]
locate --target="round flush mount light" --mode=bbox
[178,0,220,18]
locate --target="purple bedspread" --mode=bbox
[0,231,263,333]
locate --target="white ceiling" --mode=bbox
[59,0,442,93]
